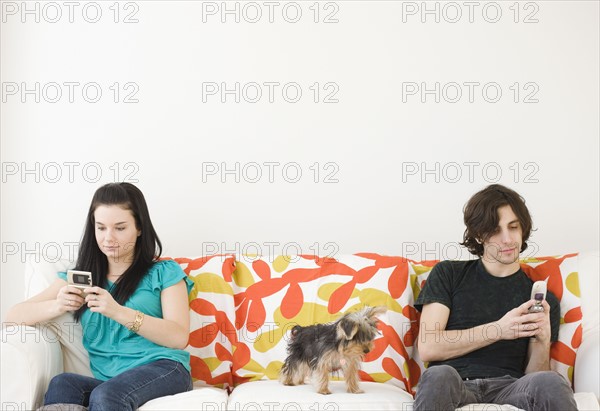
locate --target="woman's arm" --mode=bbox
[85,280,190,349]
[4,279,86,325]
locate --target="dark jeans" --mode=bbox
[44,359,192,411]
[414,365,577,411]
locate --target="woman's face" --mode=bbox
[94,205,140,264]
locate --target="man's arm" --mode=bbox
[418,300,547,362]
[524,299,552,373]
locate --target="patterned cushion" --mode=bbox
[229,254,421,393]
[169,255,237,389]
[167,253,582,392]
[520,253,582,385]
[412,253,582,388]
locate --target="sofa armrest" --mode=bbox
[574,251,600,401]
[1,324,64,410]
[574,324,600,398]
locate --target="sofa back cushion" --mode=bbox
[171,255,237,389]
[229,254,422,393]
[411,253,582,388]
[23,252,583,392]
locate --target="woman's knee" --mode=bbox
[47,373,79,389]
[89,384,135,411]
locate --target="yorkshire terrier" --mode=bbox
[279,306,386,395]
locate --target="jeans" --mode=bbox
[44,359,192,411]
[413,365,577,411]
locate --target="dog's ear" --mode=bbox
[337,318,358,340]
[291,325,302,339]
[365,306,387,319]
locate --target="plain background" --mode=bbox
[1,1,599,318]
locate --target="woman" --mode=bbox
[5,183,193,410]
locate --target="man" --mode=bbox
[414,184,576,411]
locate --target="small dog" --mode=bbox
[279,306,386,394]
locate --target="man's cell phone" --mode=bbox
[67,270,93,292]
[528,280,547,313]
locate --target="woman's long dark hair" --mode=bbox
[460,184,533,257]
[73,183,162,322]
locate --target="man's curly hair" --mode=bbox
[460,184,533,257]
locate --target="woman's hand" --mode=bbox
[57,285,85,312]
[84,286,121,318]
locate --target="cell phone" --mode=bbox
[528,280,547,313]
[67,270,93,292]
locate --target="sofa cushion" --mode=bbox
[229,254,421,393]
[412,253,583,388]
[227,380,414,411]
[138,386,228,410]
[171,255,237,389]
[24,257,92,378]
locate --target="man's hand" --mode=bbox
[528,300,551,343]
[496,299,549,340]
[525,299,552,373]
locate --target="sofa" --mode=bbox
[1,251,599,411]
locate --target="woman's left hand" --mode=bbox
[84,287,121,318]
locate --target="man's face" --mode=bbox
[482,205,523,266]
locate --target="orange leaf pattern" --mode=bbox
[229,253,417,392]
[166,252,581,392]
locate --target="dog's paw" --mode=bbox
[348,388,364,394]
[318,389,332,395]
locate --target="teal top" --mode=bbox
[59,260,194,381]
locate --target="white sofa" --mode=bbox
[1,252,599,411]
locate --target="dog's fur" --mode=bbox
[279,306,387,394]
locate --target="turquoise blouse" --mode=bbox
[59,260,193,381]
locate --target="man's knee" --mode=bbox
[527,371,572,391]
[421,365,462,384]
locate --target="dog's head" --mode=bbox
[336,306,387,356]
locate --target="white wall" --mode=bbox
[2,1,598,318]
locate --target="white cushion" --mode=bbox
[574,392,600,410]
[24,256,75,299]
[227,380,414,411]
[25,257,93,378]
[575,251,600,401]
[0,325,63,410]
[457,405,521,411]
[139,387,228,410]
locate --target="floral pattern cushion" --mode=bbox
[229,254,421,393]
[412,253,582,387]
[170,253,582,392]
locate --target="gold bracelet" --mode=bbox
[129,310,144,333]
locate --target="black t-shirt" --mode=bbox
[414,259,560,379]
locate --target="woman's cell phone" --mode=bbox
[67,270,93,293]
